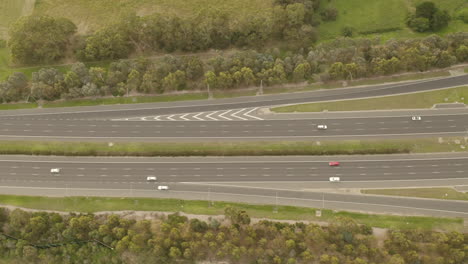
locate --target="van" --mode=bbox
[146,176,157,181]
[329,177,340,182]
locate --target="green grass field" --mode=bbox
[0,137,466,156]
[0,0,34,38]
[272,86,468,113]
[0,194,462,230]
[318,0,468,41]
[362,188,468,201]
[33,0,274,33]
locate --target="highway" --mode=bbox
[0,76,467,217]
[0,154,466,217]
[0,75,466,141]
[0,112,467,140]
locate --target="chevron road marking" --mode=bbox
[180,114,190,121]
[231,108,248,121]
[218,110,233,121]
[115,108,264,121]
[243,108,263,120]
[206,111,219,121]
[193,112,205,121]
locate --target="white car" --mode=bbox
[146,176,157,181]
[329,177,340,182]
[50,168,61,174]
[317,124,328,130]
[411,116,422,121]
[157,185,169,190]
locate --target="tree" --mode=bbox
[416,2,437,20]
[435,51,456,68]
[241,67,256,86]
[64,71,82,91]
[162,70,187,92]
[79,27,131,61]
[431,10,450,31]
[455,45,468,62]
[9,16,76,64]
[127,69,141,94]
[217,72,233,89]
[31,68,65,100]
[89,67,107,88]
[293,62,311,82]
[328,62,346,80]
[408,17,431,32]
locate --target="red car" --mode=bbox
[329,161,340,166]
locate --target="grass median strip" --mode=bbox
[272,86,468,113]
[0,137,467,156]
[0,195,462,230]
[362,188,468,201]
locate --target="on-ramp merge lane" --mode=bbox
[0,75,466,120]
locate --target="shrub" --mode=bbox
[321,7,338,21]
[457,8,468,23]
[408,17,431,32]
[341,26,354,37]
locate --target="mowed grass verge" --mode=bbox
[0,195,462,230]
[272,86,468,113]
[42,93,208,108]
[362,188,468,201]
[0,137,466,156]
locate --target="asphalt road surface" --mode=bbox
[0,112,466,140]
[0,154,466,217]
[0,75,466,141]
[0,155,466,183]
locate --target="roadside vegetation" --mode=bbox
[0,34,467,104]
[0,137,466,156]
[0,0,466,105]
[0,195,463,230]
[362,187,468,201]
[272,86,468,112]
[0,203,464,263]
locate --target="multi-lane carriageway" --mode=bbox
[0,154,467,217]
[0,75,467,216]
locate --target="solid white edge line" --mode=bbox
[0,157,467,164]
[0,131,465,139]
